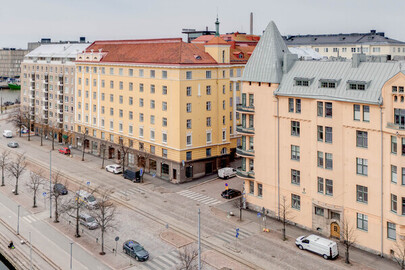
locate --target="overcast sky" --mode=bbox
[2,0,405,49]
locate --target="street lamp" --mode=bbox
[198,208,201,270]
[49,150,52,219]
[17,205,20,235]
[29,232,32,270]
[70,242,73,270]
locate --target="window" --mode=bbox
[402,167,405,185]
[206,86,211,95]
[150,129,155,140]
[317,177,324,193]
[150,84,155,94]
[129,111,133,120]
[320,81,336,88]
[387,222,396,240]
[325,102,332,118]
[162,132,167,143]
[249,94,254,107]
[150,70,155,78]
[186,151,192,161]
[162,70,167,79]
[291,121,300,136]
[288,98,294,113]
[129,69,133,76]
[150,115,155,125]
[110,80,114,88]
[325,179,333,195]
[392,194,398,213]
[119,109,123,118]
[101,80,105,88]
[139,83,144,92]
[139,98,144,107]
[392,136,398,154]
[291,194,300,210]
[356,185,368,203]
[356,131,368,148]
[356,158,368,176]
[119,95,123,104]
[402,197,405,215]
[110,108,114,116]
[186,103,192,113]
[363,105,370,122]
[119,81,123,90]
[325,127,332,143]
[129,97,133,105]
[206,148,211,157]
[291,169,300,185]
[258,184,263,197]
[357,213,368,231]
[162,148,167,158]
[206,101,211,111]
[403,138,405,156]
[249,181,254,194]
[162,86,167,95]
[150,100,155,109]
[317,101,323,116]
[296,99,301,113]
[392,165,398,183]
[222,130,226,141]
[291,145,300,161]
[186,71,192,80]
[186,87,192,96]
[206,71,211,79]
[139,127,144,137]
[206,117,211,127]
[139,113,144,122]
[317,126,324,141]
[186,134,192,146]
[222,100,225,110]
[186,119,192,129]
[325,153,333,170]
[317,151,324,167]
[206,131,212,143]
[354,104,361,121]
[315,207,324,216]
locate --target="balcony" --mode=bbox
[42,96,48,102]
[236,168,255,179]
[236,125,255,135]
[57,118,63,123]
[43,86,48,92]
[44,113,48,119]
[42,106,48,111]
[43,80,48,84]
[57,100,63,105]
[58,109,63,115]
[236,104,255,113]
[57,90,63,96]
[236,147,255,157]
[29,86,35,91]
[57,81,63,86]
[387,122,405,130]
[30,95,35,100]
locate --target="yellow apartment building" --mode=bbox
[238,21,405,256]
[74,37,254,182]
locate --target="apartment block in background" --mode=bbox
[0,48,29,78]
[20,44,89,141]
[74,34,254,182]
[238,21,405,256]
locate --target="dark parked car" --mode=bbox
[53,183,68,195]
[221,189,242,199]
[123,240,149,261]
[7,142,19,148]
[123,170,141,182]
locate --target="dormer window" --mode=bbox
[194,55,202,60]
[347,80,369,91]
[319,79,340,89]
[294,77,313,87]
[238,53,243,59]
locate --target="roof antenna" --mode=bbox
[215,11,220,37]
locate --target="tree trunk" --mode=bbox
[345,247,350,264]
[52,133,55,150]
[100,229,105,255]
[27,119,31,141]
[40,130,43,146]
[14,178,19,195]
[33,193,37,208]
[75,206,80,237]
[19,123,22,137]
[82,141,85,161]
[1,168,4,186]
[54,198,59,223]
[101,149,105,169]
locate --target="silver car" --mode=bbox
[79,213,98,230]
[7,142,19,148]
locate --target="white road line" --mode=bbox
[209,201,222,205]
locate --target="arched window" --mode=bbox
[221,147,227,154]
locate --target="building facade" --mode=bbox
[20,44,89,140]
[284,30,405,60]
[0,48,28,78]
[238,21,405,256]
[74,37,254,183]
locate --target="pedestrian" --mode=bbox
[8,241,14,249]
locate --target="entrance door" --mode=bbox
[173,169,177,180]
[205,162,213,175]
[330,222,340,239]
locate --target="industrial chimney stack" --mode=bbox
[250,12,253,35]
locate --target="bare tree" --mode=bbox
[232,197,244,221]
[7,153,27,195]
[8,107,30,138]
[0,150,10,186]
[280,195,292,241]
[100,144,106,169]
[392,239,405,270]
[63,130,73,145]
[93,187,117,255]
[48,120,58,151]
[35,114,48,146]
[178,245,199,270]
[341,218,357,264]
[26,170,46,208]
[118,139,129,173]
[51,171,67,223]
[80,130,89,161]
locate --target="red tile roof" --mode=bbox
[206,36,229,45]
[83,38,219,65]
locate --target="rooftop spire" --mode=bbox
[215,16,220,37]
[242,21,291,84]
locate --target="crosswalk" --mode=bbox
[213,228,253,243]
[23,214,39,224]
[117,186,147,197]
[176,190,222,206]
[141,249,180,270]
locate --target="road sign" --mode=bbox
[225,183,228,190]
[152,173,156,178]
[42,192,46,197]
[140,168,143,176]
[86,181,90,186]
[257,212,261,217]
[236,232,239,238]
[115,236,119,242]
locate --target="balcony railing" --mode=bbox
[387,122,405,130]
[236,125,255,134]
[236,168,255,179]
[236,104,255,113]
[42,106,48,111]
[236,147,255,157]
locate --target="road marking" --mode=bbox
[142,250,181,270]
[23,215,38,224]
[117,186,147,197]
[213,228,253,243]
[176,190,222,206]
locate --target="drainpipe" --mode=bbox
[380,105,384,257]
[277,96,280,219]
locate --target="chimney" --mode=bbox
[250,12,253,35]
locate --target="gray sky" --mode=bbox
[2,0,405,49]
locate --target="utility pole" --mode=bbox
[17,205,20,235]
[49,150,52,219]
[29,232,32,270]
[70,242,73,270]
[198,208,201,270]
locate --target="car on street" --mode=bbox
[295,235,339,260]
[218,167,237,179]
[7,142,19,148]
[123,240,149,261]
[221,188,242,199]
[76,190,98,209]
[53,183,68,195]
[106,164,123,174]
[58,147,71,155]
[79,213,98,230]
[3,130,12,138]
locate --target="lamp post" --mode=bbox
[17,205,20,235]
[70,242,73,270]
[49,150,52,219]
[29,232,32,270]
[198,208,201,270]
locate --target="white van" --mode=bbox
[218,167,237,179]
[3,130,12,138]
[295,234,339,259]
[76,190,98,209]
